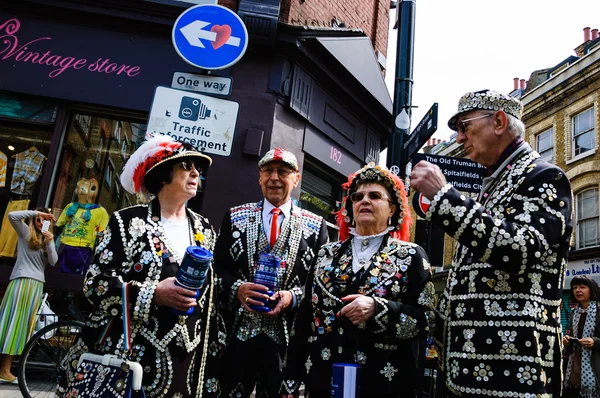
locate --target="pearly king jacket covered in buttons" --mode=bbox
[430,143,573,397]
[281,235,436,396]
[58,200,226,398]
[214,201,328,347]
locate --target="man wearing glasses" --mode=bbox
[410,90,573,397]
[214,148,328,398]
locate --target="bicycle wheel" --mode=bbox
[18,320,84,398]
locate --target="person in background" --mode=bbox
[563,275,600,398]
[214,148,328,398]
[0,207,57,384]
[281,163,436,398]
[410,90,573,397]
[57,135,225,397]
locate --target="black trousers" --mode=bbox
[220,334,284,398]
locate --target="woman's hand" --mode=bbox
[338,294,376,325]
[42,231,54,243]
[38,212,56,222]
[563,335,571,346]
[580,337,595,349]
[236,282,270,312]
[154,277,197,312]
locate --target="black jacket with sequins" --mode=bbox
[431,144,573,397]
[58,200,225,398]
[281,235,436,396]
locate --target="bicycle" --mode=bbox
[18,292,86,398]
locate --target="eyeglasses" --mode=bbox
[458,114,493,133]
[259,167,294,178]
[349,191,391,202]
[178,161,202,173]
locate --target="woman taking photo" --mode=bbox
[563,275,600,398]
[0,207,57,384]
[281,163,436,398]
[58,135,225,397]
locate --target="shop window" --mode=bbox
[576,188,599,249]
[573,108,595,157]
[50,114,146,274]
[536,128,554,163]
[299,164,343,241]
[0,92,56,265]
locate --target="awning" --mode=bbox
[316,36,393,114]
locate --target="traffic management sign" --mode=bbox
[172,4,248,70]
[172,72,233,96]
[146,86,239,156]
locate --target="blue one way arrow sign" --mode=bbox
[172,4,248,70]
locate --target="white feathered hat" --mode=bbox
[120,134,212,199]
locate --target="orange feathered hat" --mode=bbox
[335,162,412,242]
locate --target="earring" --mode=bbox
[388,216,392,226]
[352,219,355,227]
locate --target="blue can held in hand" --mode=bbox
[249,253,280,312]
[172,246,213,316]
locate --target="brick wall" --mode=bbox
[280,0,390,59]
[219,0,238,11]
[218,0,390,65]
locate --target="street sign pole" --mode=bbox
[386,0,416,178]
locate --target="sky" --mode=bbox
[383,0,600,148]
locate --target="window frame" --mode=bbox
[536,127,554,163]
[572,107,595,158]
[576,187,600,250]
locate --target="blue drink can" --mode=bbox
[172,246,212,316]
[254,253,280,289]
[331,363,360,398]
[249,253,279,312]
[176,247,212,290]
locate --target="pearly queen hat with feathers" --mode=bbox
[120,134,212,199]
[336,162,412,242]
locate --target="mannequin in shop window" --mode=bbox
[56,177,109,274]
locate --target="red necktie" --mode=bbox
[270,208,281,248]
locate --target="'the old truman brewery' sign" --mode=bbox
[413,153,485,193]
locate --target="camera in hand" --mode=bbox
[171,246,213,316]
[571,337,581,344]
[249,253,280,312]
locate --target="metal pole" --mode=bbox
[386,0,416,178]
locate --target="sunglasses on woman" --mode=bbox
[178,160,202,173]
[349,191,391,202]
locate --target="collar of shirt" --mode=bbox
[262,199,292,219]
[483,136,524,177]
[262,199,292,236]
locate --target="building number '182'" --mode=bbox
[330,146,342,164]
